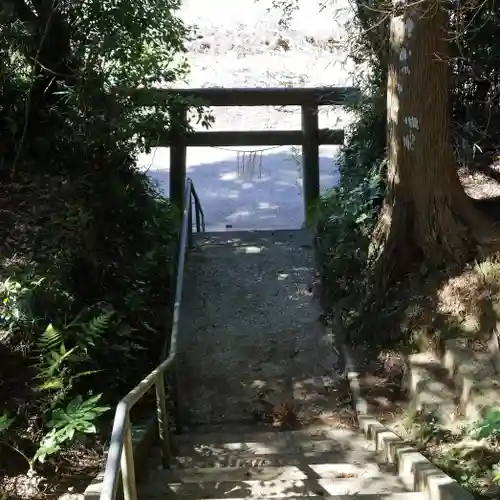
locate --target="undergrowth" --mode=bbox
[0,165,180,478]
[315,73,386,314]
[313,0,500,496]
[401,407,500,497]
[0,0,212,492]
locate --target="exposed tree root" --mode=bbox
[363,188,500,323]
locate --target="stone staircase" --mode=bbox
[132,229,427,500]
[89,229,476,500]
[138,426,426,500]
[408,333,500,426]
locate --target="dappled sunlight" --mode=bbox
[258,201,279,210]
[236,245,264,255]
[162,475,406,498]
[140,146,340,231]
[176,427,370,459]
[228,209,252,219]
[177,229,347,429]
[139,425,411,498]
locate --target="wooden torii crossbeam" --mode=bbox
[121,86,360,218]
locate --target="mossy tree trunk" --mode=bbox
[371,0,492,287]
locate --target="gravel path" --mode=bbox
[178,229,341,428]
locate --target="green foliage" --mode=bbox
[471,407,500,441]
[0,412,33,470]
[0,0,195,478]
[35,311,112,397]
[448,1,500,167]
[398,408,500,496]
[0,171,180,469]
[35,395,109,463]
[470,408,500,484]
[313,0,500,311]
[433,445,499,495]
[0,276,40,332]
[0,412,14,434]
[315,76,387,308]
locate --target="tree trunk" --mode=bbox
[371,0,492,286]
[30,4,76,115]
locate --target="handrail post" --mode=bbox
[169,104,188,219]
[194,195,201,233]
[301,101,320,224]
[172,358,181,432]
[155,372,172,468]
[195,208,201,233]
[187,195,193,248]
[120,416,138,500]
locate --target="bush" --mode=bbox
[316,69,386,311]
[0,163,179,469]
[0,0,207,477]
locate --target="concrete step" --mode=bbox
[142,472,412,498]
[140,494,424,500]
[407,352,459,425]
[194,229,314,249]
[170,428,384,470]
[174,427,363,448]
[174,438,374,461]
[156,462,393,483]
[170,451,385,470]
[442,338,500,419]
[410,341,500,424]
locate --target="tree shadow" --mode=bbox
[175,230,345,430]
[135,226,417,500]
[138,426,410,498]
[146,148,340,231]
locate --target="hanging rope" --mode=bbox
[210,145,283,182]
[146,143,290,183]
[210,145,282,153]
[237,150,263,181]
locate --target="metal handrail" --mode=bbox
[99,177,205,500]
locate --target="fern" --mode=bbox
[80,310,113,347]
[28,307,117,464]
[36,323,63,355]
[34,308,114,395]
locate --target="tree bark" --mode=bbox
[372,0,492,286]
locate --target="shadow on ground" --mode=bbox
[139,426,409,498]
[177,230,350,431]
[146,149,340,231]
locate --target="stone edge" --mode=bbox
[488,328,500,374]
[340,343,474,500]
[83,417,158,500]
